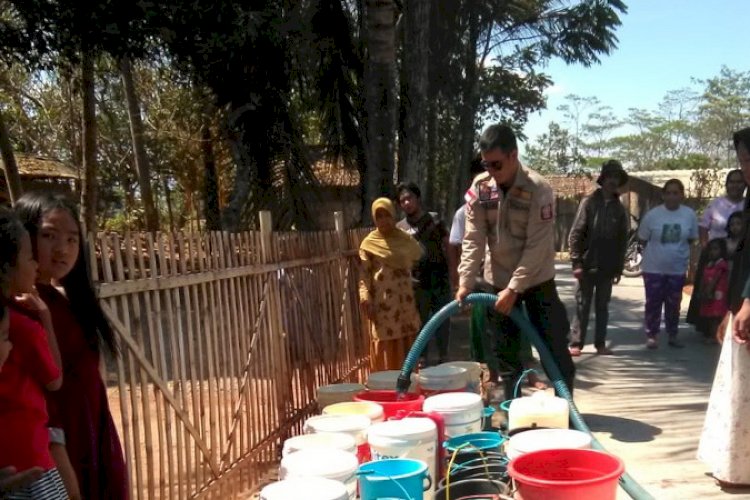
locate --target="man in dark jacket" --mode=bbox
[396,182,451,365]
[568,160,629,356]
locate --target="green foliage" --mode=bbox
[530,67,750,182]
[524,121,585,174]
[1,0,632,229]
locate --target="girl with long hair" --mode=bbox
[15,192,128,499]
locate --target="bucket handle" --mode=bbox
[445,442,500,500]
[422,473,432,492]
[358,469,423,500]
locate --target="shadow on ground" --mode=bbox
[581,413,662,443]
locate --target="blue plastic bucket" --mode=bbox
[482,406,495,430]
[444,431,505,467]
[444,431,504,454]
[358,459,431,500]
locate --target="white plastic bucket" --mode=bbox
[367,418,438,500]
[260,477,349,500]
[304,414,372,463]
[423,392,484,438]
[366,370,418,392]
[505,428,592,461]
[280,449,359,500]
[317,383,366,410]
[417,365,467,396]
[439,361,482,394]
[366,370,401,390]
[508,391,569,431]
[322,401,384,423]
[282,432,357,457]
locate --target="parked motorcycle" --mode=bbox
[622,214,643,277]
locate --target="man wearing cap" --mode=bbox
[456,123,575,398]
[568,160,630,356]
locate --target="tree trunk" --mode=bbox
[363,0,397,222]
[120,56,160,232]
[80,47,98,233]
[449,7,481,212]
[163,175,175,232]
[0,109,22,203]
[398,0,431,190]
[220,103,261,232]
[425,96,438,209]
[201,100,221,231]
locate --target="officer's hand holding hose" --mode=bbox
[495,288,518,315]
[456,285,518,315]
[455,286,471,307]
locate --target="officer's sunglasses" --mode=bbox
[481,160,503,171]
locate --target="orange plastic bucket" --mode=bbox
[508,448,624,500]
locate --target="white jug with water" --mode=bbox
[508,390,569,431]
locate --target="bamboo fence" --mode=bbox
[92,211,371,499]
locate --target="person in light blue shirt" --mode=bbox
[638,179,698,349]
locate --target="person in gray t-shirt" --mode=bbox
[638,179,698,349]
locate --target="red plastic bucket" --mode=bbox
[354,391,424,419]
[508,448,624,500]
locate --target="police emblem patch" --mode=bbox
[540,203,553,221]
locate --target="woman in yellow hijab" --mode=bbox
[359,198,423,371]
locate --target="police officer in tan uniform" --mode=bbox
[456,124,575,397]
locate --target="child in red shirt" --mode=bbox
[698,238,730,344]
[0,209,67,499]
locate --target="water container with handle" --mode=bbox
[416,365,467,396]
[280,449,359,499]
[354,390,424,420]
[389,410,447,490]
[260,477,349,500]
[357,458,432,500]
[317,383,366,410]
[507,390,569,431]
[366,418,438,500]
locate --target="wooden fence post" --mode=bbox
[334,212,356,382]
[259,211,292,448]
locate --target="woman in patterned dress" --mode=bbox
[359,198,423,371]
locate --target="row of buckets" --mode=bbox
[260,363,624,500]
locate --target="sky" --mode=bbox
[515,0,747,152]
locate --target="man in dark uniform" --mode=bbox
[455,124,575,398]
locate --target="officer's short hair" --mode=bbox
[479,124,517,154]
[396,182,421,199]
[470,153,484,176]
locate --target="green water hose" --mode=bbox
[396,292,654,500]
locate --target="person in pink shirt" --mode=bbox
[699,169,745,246]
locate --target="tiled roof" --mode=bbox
[1,154,78,179]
